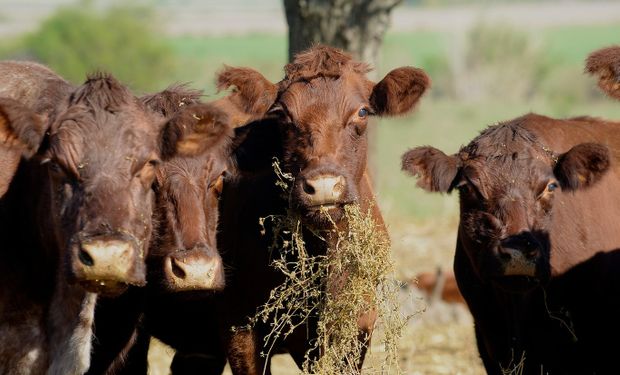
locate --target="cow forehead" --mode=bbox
[51,105,158,172]
[279,75,369,117]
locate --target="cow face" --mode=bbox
[218,46,429,227]
[147,98,232,292]
[36,74,216,296]
[402,120,609,290]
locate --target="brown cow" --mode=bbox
[85,86,233,375]
[412,268,465,305]
[117,45,430,375]
[0,62,217,374]
[402,113,620,374]
[585,45,620,100]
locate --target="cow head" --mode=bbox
[585,45,620,100]
[219,45,429,227]
[402,116,610,290]
[31,74,216,296]
[142,87,232,292]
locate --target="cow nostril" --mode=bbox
[497,247,512,260]
[78,249,94,267]
[170,258,187,280]
[524,248,540,259]
[303,180,315,195]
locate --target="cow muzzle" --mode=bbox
[163,246,225,292]
[497,235,541,277]
[71,234,146,294]
[300,174,347,208]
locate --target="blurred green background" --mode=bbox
[2,0,619,373]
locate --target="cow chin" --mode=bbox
[299,204,346,228]
[492,275,540,293]
[78,280,129,297]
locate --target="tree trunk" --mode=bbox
[283,0,402,69]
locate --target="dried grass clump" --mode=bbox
[247,159,410,374]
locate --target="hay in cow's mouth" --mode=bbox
[234,159,411,374]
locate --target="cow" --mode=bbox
[110,45,431,375]
[401,112,620,374]
[412,268,465,305]
[0,62,219,374]
[85,86,233,375]
[585,45,620,101]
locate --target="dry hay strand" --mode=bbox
[242,159,413,374]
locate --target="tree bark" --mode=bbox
[283,0,403,69]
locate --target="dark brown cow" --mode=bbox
[402,113,620,374]
[0,62,215,373]
[85,86,233,375]
[123,45,430,375]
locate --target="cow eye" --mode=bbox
[547,181,558,192]
[358,108,368,118]
[210,174,225,197]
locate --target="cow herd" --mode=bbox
[0,44,619,374]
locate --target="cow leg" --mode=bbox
[356,309,377,370]
[225,329,270,375]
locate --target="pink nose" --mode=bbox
[73,239,146,287]
[163,248,225,291]
[302,175,346,206]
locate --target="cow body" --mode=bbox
[403,113,620,374]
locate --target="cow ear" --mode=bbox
[585,46,620,100]
[0,97,47,197]
[401,146,459,193]
[216,66,278,118]
[140,83,203,118]
[554,143,610,191]
[160,103,233,160]
[370,67,430,116]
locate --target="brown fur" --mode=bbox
[585,45,620,100]
[402,113,620,374]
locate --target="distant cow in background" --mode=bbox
[402,112,620,374]
[0,62,217,374]
[412,268,465,305]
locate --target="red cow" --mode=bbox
[116,45,431,375]
[402,111,620,373]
